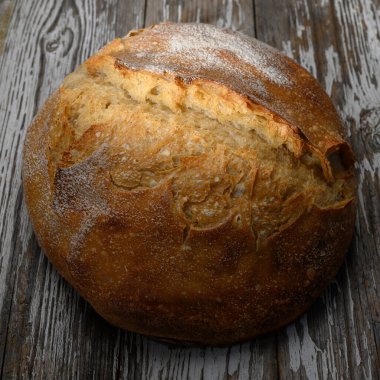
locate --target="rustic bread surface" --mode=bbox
[23,23,356,345]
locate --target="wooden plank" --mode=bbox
[145,0,254,36]
[0,0,271,379]
[0,0,15,56]
[2,0,379,378]
[0,0,145,378]
[255,0,380,378]
[121,2,277,380]
[114,2,278,380]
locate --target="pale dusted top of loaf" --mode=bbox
[113,22,354,175]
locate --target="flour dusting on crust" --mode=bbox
[166,23,293,86]
[113,22,352,167]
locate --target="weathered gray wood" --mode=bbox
[1,0,380,378]
[0,0,145,378]
[0,1,273,379]
[145,0,254,36]
[255,0,380,378]
[0,0,15,55]
[120,2,277,380]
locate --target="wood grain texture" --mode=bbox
[0,0,379,379]
[255,0,380,378]
[0,1,275,379]
[0,1,145,378]
[0,0,15,55]
[145,0,254,36]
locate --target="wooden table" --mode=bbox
[0,0,379,378]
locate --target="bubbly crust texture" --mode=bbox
[23,23,356,345]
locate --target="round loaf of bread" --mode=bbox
[23,23,356,345]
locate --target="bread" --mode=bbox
[22,22,356,345]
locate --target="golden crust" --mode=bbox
[22,23,356,345]
[113,23,354,180]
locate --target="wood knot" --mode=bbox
[44,27,74,56]
[360,107,380,153]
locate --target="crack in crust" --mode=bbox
[48,39,354,239]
